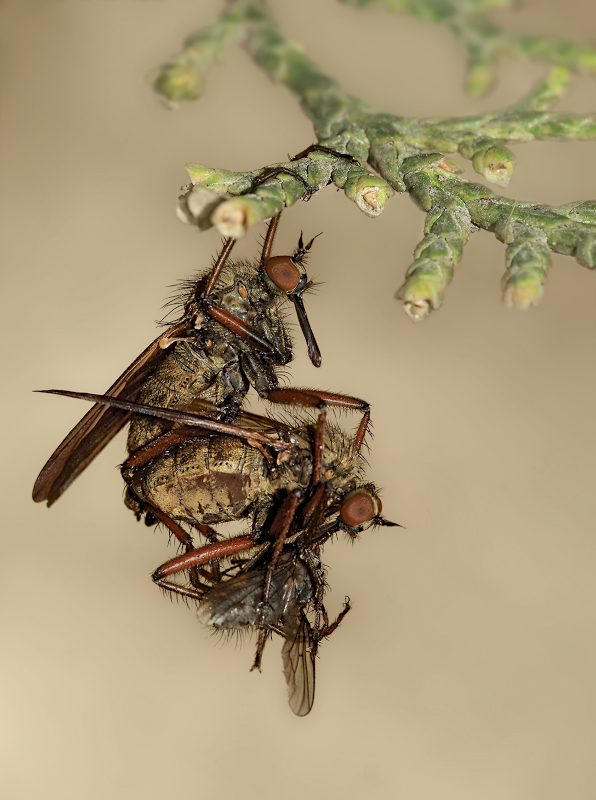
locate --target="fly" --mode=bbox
[197,548,351,716]
[33,212,322,511]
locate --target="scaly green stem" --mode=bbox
[153,0,596,320]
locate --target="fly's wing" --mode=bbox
[186,395,295,439]
[199,565,270,629]
[39,391,303,458]
[32,319,188,506]
[199,558,296,630]
[282,612,316,716]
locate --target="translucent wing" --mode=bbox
[200,556,308,630]
[199,563,287,629]
[282,613,316,716]
[32,319,187,506]
[185,396,290,438]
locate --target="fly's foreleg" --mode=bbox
[265,387,371,452]
[290,144,361,167]
[319,598,352,640]
[302,547,329,652]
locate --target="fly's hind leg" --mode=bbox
[121,451,227,589]
[141,505,225,588]
[152,535,256,583]
[123,424,226,573]
[155,581,206,602]
[152,534,256,597]
[301,546,332,654]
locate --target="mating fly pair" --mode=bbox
[41,386,396,715]
[33,209,395,715]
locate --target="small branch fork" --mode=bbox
[155,0,596,320]
[338,1,596,96]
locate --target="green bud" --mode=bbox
[559,201,596,225]
[395,257,454,323]
[472,144,516,187]
[153,58,204,105]
[177,185,230,230]
[405,130,458,152]
[435,158,464,175]
[502,268,546,310]
[343,172,393,217]
[402,153,448,175]
[212,196,281,238]
[184,164,252,194]
[368,139,406,192]
[502,230,550,309]
[185,164,218,184]
[575,234,596,269]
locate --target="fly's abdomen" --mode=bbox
[131,435,268,527]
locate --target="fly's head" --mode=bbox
[337,484,385,537]
[313,482,397,543]
[263,232,322,368]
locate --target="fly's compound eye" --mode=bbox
[265,256,301,293]
[339,490,381,528]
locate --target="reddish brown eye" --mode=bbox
[340,491,377,527]
[266,256,300,292]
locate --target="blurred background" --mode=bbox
[2,1,596,798]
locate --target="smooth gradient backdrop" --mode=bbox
[2,1,596,798]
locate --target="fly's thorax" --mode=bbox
[126,340,217,453]
[268,458,312,497]
[205,261,293,365]
[128,434,272,528]
[268,421,364,500]
[272,428,315,493]
[320,423,365,503]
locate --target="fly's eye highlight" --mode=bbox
[339,491,380,527]
[266,256,300,292]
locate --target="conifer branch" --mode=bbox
[153,0,596,321]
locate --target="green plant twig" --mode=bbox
[154,0,596,320]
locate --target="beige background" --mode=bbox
[2,1,596,798]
